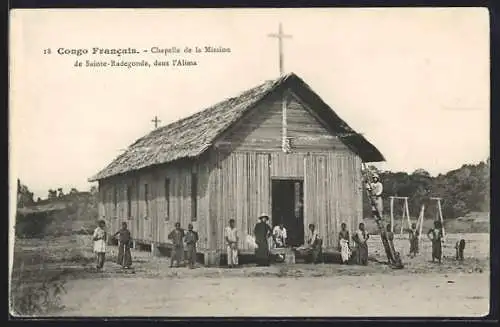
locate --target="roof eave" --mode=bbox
[88,144,212,182]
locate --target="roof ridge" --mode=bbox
[128,75,288,149]
[89,72,384,182]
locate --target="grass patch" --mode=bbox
[10,235,98,316]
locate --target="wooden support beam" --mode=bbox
[390,196,394,233]
[429,197,446,241]
[404,199,411,234]
[418,204,425,241]
[282,92,289,153]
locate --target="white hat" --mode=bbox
[259,213,269,220]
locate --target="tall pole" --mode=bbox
[278,23,284,75]
[418,204,425,241]
[404,199,411,234]
[268,23,293,151]
[390,196,394,233]
[282,93,289,152]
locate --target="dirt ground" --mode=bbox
[59,274,488,317]
[11,233,490,317]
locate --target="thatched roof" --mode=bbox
[89,73,384,182]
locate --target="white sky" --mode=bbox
[9,8,490,200]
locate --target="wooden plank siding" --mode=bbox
[214,91,349,153]
[97,160,211,251]
[205,150,363,252]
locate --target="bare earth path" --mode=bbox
[59,273,488,317]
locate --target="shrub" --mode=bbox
[10,274,67,316]
[15,212,53,239]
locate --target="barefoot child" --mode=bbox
[93,220,107,270]
[455,239,465,261]
[427,221,443,264]
[353,222,369,266]
[184,223,199,269]
[168,222,185,268]
[338,223,351,264]
[113,222,133,269]
[408,223,419,258]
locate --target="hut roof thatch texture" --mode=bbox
[89,73,384,182]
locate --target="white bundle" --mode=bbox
[246,234,258,250]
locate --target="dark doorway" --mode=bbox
[271,179,304,247]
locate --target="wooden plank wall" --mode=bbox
[206,150,363,252]
[304,152,363,247]
[207,151,271,252]
[96,160,212,250]
[215,92,349,153]
[97,149,362,252]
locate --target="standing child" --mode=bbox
[455,239,466,262]
[184,223,199,269]
[93,220,107,270]
[225,219,239,268]
[408,223,420,258]
[427,220,443,264]
[113,222,133,269]
[353,222,370,265]
[168,222,185,268]
[338,223,351,264]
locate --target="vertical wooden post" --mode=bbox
[404,198,411,234]
[437,199,446,240]
[282,92,288,153]
[431,197,446,241]
[390,196,394,233]
[150,242,160,257]
[418,204,425,241]
[399,199,405,235]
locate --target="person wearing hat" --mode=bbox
[367,173,384,217]
[254,214,272,266]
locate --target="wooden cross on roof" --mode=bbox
[268,23,292,76]
[151,115,161,129]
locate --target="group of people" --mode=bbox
[92,219,201,271]
[92,217,454,271]
[336,219,450,266]
[167,222,199,268]
[337,222,370,265]
[92,220,133,271]
[364,172,452,265]
[90,170,456,270]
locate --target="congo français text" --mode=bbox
[57,47,140,57]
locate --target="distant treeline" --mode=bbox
[363,159,490,220]
[17,158,489,225]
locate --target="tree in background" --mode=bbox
[48,189,57,200]
[364,159,490,220]
[17,179,34,208]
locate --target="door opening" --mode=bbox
[271,179,304,247]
